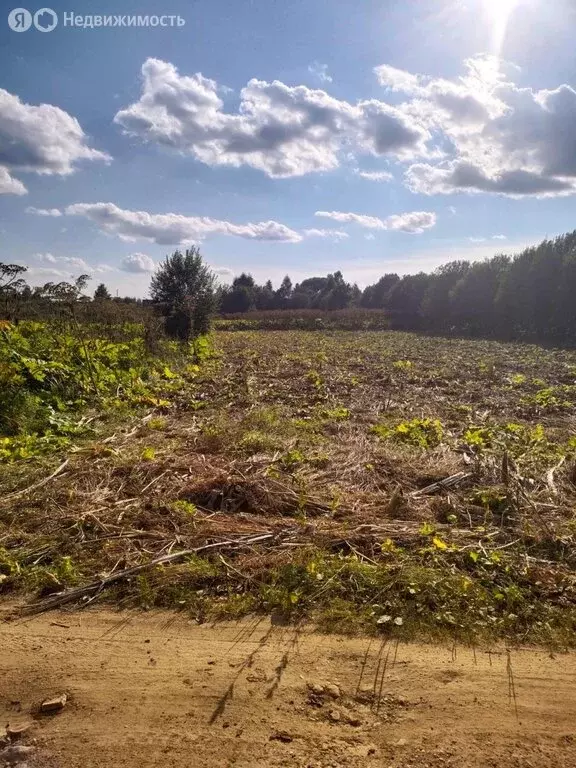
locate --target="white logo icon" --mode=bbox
[8,7,32,31]
[8,7,58,32]
[33,7,57,31]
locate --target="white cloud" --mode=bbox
[26,206,62,216]
[120,253,156,273]
[374,64,422,94]
[0,88,110,195]
[315,211,387,230]
[469,234,507,242]
[405,161,576,198]
[354,169,393,182]
[114,58,429,179]
[364,233,376,241]
[33,252,115,275]
[315,209,437,234]
[64,256,90,270]
[65,202,303,244]
[308,61,332,84]
[0,167,26,195]
[375,55,576,198]
[385,211,437,234]
[302,228,349,241]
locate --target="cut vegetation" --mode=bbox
[2,323,576,646]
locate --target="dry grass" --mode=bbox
[1,329,576,644]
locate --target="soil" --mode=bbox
[1,608,575,768]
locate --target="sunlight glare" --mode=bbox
[483,0,522,55]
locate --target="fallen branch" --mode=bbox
[22,532,274,614]
[1,459,69,505]
[546,457,565,496]
[410,471,472,497]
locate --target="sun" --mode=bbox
[483,0,522,55]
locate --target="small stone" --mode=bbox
[328,709,341,722]
[0,744,35,764]
[6,723,32,740]
[270,730,293,743]
[396,738,408,747]
[324,683,341,700]
[347,715,363,727]
[307,682,325,695]
[394,617,404,626]
[40,693,67,713]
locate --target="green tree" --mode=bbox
[386,273,430,329]
[361,274,399,309]
[94,283,112,301]
[150,247,217,340]
[274,275,293,308]
[0,262,28,320]
[421,261,469,331]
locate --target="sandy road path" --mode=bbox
[1,609,575,767]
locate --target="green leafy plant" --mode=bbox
[372,418,444,448]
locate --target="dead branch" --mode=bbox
[0,459,69,505]
[410,471,472,497]
[22,532,274,614]
[546,457,565,496]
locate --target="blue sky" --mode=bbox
[1,0,576,296]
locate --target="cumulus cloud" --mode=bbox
[405,161,576,198]
[308,61,332,84]
[121,253,156,273]
[354,169,393,182]
[0,88,110,194]
[34,252,115,275]
[26,206,62,216]
[114,58,429,178]
[384,211,437,234]
[0,167,26,195]
[302,228,349,241]
[315,210,436,234]
[374,55,576,198]
[65,202,303,244]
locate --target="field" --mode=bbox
[2,327,576,646]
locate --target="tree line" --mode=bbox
[2,230,576,345]
[217,230,576,344]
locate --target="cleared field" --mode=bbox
[2,329,576,644]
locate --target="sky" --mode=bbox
[1,0,576,297]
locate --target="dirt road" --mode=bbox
[1,609,575,767]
